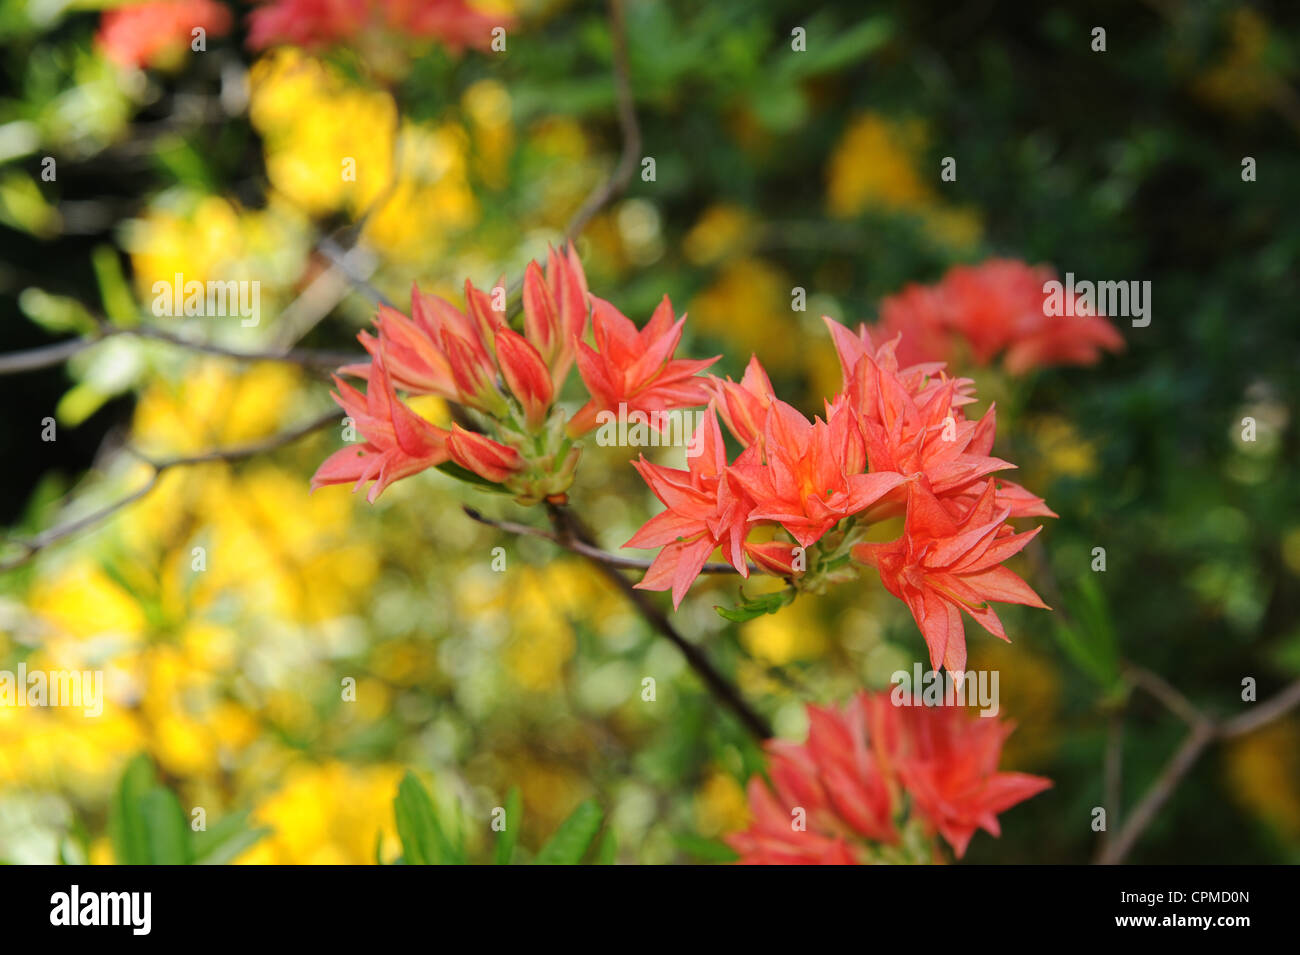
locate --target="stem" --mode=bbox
[545,503,772,741]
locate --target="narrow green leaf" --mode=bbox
[108,754,155,866]
[675,833,739,863]
[494,786,522,865]
[393,773,461,865]
[594,827,618,865]
[715,588,795,623]
[534,800,602,865]
[193,811,269,865]
[142,787,192,865]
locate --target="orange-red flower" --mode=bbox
[709,355,776,448]
[729,694,895,865]
[884,701,1053,858]
[247,0,505,53]
[874,259,1125,374]
[852,479,1048,674]
[311,353,450,502]
[624,411,751,607]
[728,398,905,548]
[728,691,1050,864]
[447,425,524,484]
[494,326,554,430]
[521,245,589,385]
[97,1,232,69]
[568,295,718,437]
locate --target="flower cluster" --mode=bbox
[312,247,715,506]
[247,0,506,53]
[96,0,506,68]
[877,259,1124,373]
[96,0,232,69]
[626,312,1052,674]
[727,691,1051,863]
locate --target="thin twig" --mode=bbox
[545,503,771,740]
[1098,673,1300,864]
[505,0,642,310]
[461,506,748,575]
[562,0,642,244]
[1123,664,1207,730]
[0,324,362,376]
[0,410,341,572]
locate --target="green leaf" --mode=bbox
[17,288,98,336]
[715,587,795,623]
[1052,577,1122,691]
[674,833,739,863]
[593,827,618,865]
[393,772,461,865]
[436,461,512,491]
[108,754,156,866]
[91,244,138,327]
[192,811,269,865]
[142,787,193,865]
[494,786,522,865]
[533,800,602,865]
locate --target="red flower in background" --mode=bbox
[97,0,232,69]
[728,691,1050,864]
[885,701,1053,859]
[247,0,507,53]
[876,259,1125,373]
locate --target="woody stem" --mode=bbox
[545,503,773,741]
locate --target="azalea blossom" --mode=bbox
[567,295,719,437]
[316,247,590,503]
[729,691,1049,863]
[97,1,232,69]
[625,316,1052,669]
[624,410,752,607]
[875,259,1125,373]
[247,0,505,53]
[311,353,450,502]
[728,398,904,548]
[852,479,1049,674]
[884,700,1053,858]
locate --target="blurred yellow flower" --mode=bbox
[826,112,980,249]
[741,596,827,666]
[694,770,750,838]
[237,762,404,864]
[1193,9,1279,117]
[131,361,303,456]
[683,204,756,266]
[689,257,803,374]
[1225,718,1300,840]
[250,50,397,217]
[1028,415,1099,482]
[29,560,146,640]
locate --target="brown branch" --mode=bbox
[1097,672,1300,864]
[562,0,642,244]
[504,0,642,312]
[545,503,772,741]
[0,409,341,573]
[0,324,363,377]
[461,506,748,575]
